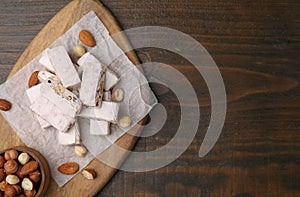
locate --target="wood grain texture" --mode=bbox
[0,0,145,196]
[0,0,299,197]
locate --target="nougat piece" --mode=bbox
[90,120,110,135]
[78,53,119,91]
[77,53,104,106]
[38,71,59,83]
[40,83,82,118]
[47,46,81,89]
[30,95,74,132]
[103,91,112,101]
[39,49,55,73]
[58,121,80,145]
[79,101,119,123]
[26,84,51,128]
[104,69,119,91]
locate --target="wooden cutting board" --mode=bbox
[0,0,146,196]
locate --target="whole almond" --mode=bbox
[58,162,79,175]
[28,170,41,183]
[79,30,96,47]
[0,99,11,111]
[16,166,25,179]
[20,161,38,176]
[28,71,39,88]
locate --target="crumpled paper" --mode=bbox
[0,11,157,187]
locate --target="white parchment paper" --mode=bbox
[0,11,157,187]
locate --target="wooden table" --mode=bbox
[0,0,299,196]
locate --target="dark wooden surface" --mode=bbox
[0,0,299,196]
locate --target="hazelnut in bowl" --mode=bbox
[0,146,50,197]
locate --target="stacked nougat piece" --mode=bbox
[26,46,120,146]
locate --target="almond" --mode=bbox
[82,169,97,180]
[79,30,96,47]
[58,162,79,175]
[16,166,25,179]
[28,170,41,183]
[19,161,38,176]
[0,99,11,111]
[28,71,40,88]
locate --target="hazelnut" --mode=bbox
[6,175,20,185]
[0,156,5,168]
[0,191,3,197]
[4,185,17,197]
[28,171,41,183]
[4,185,21,197]
[4,150,18,160]
[21,178,33,191]
[11,185,22,195]
[74,145,88,157]
[73,45,86,57]
[119,116,132,128]
[4,160,18,174]
[112,88,124,102]
[0,170,5,182]
[24,189,36,197]
[16,194,25,197]
[82,169,97,180]
[18,153,30,165]
[0,180,7,191]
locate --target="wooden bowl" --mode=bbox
[0,146,51,196]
